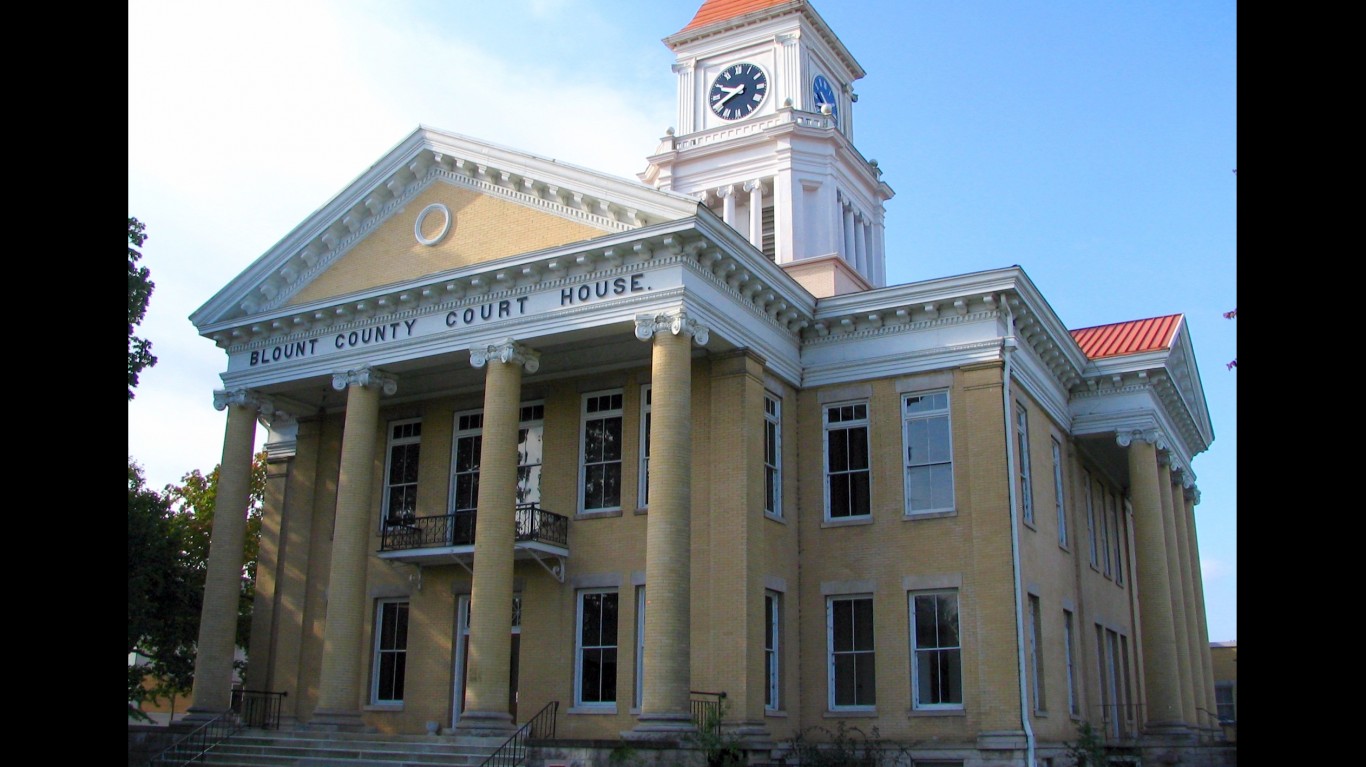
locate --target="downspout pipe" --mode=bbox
[1000,295,1037,766]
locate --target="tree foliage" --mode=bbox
[128,459,200,719]
[128,216,158,399]
[127,452,267,719]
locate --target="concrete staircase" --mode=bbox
[192,729,509,767]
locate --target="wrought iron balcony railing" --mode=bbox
[380,503,568,552]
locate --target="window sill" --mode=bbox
[364,703,403,712]
[764,709,788,718]
[824,708,876,718]
[904,509,956,521]
[821,516,873,529]
[576,510,623,521]
[1033,710,1049,718]
[909,707,965,718]
[568,705,618,715]
[1022,520,1038,531]
[633,506,648,516]
[764,512,787,524]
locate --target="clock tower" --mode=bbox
[640,0,894,295]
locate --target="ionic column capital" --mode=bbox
[635,310,710,346]
[213,388,273,414]
[469,338,541,373]
[1115,428,1162,449]
[331,365,398,395]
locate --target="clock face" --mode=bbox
[709,63,768,121]
[813,74,839,123]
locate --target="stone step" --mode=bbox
[192,728,507,767]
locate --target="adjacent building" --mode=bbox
[184,1,1225,764]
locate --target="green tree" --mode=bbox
[164,451,268,655]
[127,452,267,719]
[128,216,158,399]
[128,459,200,720]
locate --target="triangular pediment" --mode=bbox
[192,126,700,331]
[284,180,613,308]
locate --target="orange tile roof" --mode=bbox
[1070,314,1182,360]
[680,0,794,33]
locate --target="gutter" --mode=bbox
[1001,294,1037,766]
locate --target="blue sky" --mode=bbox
[128,0,1235,640]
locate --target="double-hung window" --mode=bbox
[827,595,875,709]
[1100,490,1113,578]
[371,599,409,704]
[765,591,781,710]
[1028,594,1046,712]
[1052,438,1068,548]
[576,589,619,706]
[910,591,962,709]
[450,405,544,542]
[638,385,651,507]
[1084,472,1099,568]
[1064,609,1079,717]
[764,393,782,519]
[903,391,953,514]
[1215,682,1236,725]
[824,402,870,520]
[383,420,422,527]
[1016,405,1034,526]
[1110,492,1124,585]
[581,391,624,513]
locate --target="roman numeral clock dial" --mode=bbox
[708,63,768,120]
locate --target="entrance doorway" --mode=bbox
[453,595,521,728]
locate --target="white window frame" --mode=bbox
[764,393,782,519]
[638,384,651,508]
[1064,609,1079,717]
[1100,489,1113,578]
[575,589,619,707]
[450,404,545,513]
[827,594,876,710]
[1029,594,1046,713]
[1052,438,1068,548]
[1215,681,1236,725]
[371,599,409,704]
[765,590,781,710]
[1084,471,1099,568]
[634,585,645,710]
[824,401,871,521]
[382,419,422,528]
[1110,491,1124,585]
[909,590,963,710]
[450,410,484,515]
[1016,405,1034,526]
[902,390,954,515]
[580,390,624,514]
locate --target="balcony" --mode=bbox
[377,502,569,580]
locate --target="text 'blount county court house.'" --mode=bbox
[184,1,1226,765]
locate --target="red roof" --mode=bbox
[1070,314,1182,360]
[679,0,794,33]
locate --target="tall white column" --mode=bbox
[185,389,270,720]
[627,310,709,740]
[745,179,765,251]
[458,340,540,734]
[313,366,397,730]
[719,184,737,231]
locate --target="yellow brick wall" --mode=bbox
[287,184,610,307]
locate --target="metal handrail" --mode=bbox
[145,710,240,767]
[381,503,568,551]
[479,700,559,767]
[690,690,727,736]
[144,688,287,766]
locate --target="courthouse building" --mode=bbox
[186,1,1224,764]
